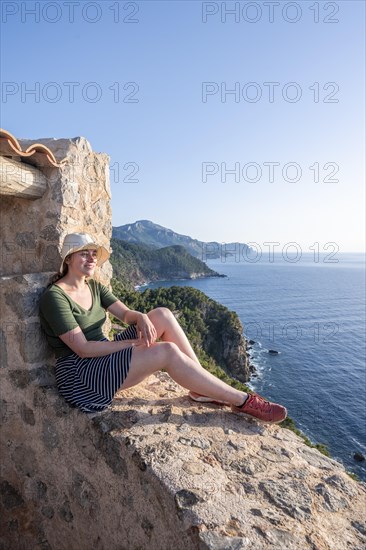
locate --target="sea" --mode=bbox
[143,253,366,481]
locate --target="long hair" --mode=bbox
[47,254,71,287]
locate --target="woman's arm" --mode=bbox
[58,326,144,358]
[107,300,157,346]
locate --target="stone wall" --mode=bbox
[1,132,365,550]
[0,134,112,279]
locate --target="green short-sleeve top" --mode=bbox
[39,279,119,358]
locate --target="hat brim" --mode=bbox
[59,243,110,273]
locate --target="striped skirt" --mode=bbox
[55,324,137,413]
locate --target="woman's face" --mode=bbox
[66,249,98,276]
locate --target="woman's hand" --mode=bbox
[135,313,157,347]
[107,302,158,347]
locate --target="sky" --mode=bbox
[1,0,365,252]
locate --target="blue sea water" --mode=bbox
[145,253,366,480]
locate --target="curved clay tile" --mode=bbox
[0,128,67,168]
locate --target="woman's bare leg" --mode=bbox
[147,307,201,364]
[120,341,247,407]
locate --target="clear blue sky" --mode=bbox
[1,1,365,252]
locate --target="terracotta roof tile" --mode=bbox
[0,128,67,169]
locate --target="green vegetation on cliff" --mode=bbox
[110,238,221,290]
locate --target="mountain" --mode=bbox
[110,238,224,289]
[112,220,251,260]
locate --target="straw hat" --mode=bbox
[60,233,110,273]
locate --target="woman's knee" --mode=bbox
[148,306,174,323]
[130,341,179,369]
[157,341,181,366]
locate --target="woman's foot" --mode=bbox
[232,393,287,423]
[188,391,230,406]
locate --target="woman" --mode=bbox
[39,232,287,422]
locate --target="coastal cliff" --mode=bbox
[110,239,223,290]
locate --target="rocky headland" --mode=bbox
[110,238,225,290]
[112,220,252,261]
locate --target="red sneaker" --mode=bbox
[188,391,230,406]
[232,393,287,423]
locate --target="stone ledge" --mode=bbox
[1,370,366,549]
[90,372,366,550]
[1,383,203,550]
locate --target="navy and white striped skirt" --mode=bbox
[55,324,137,413]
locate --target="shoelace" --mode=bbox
[245,394,272,411]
